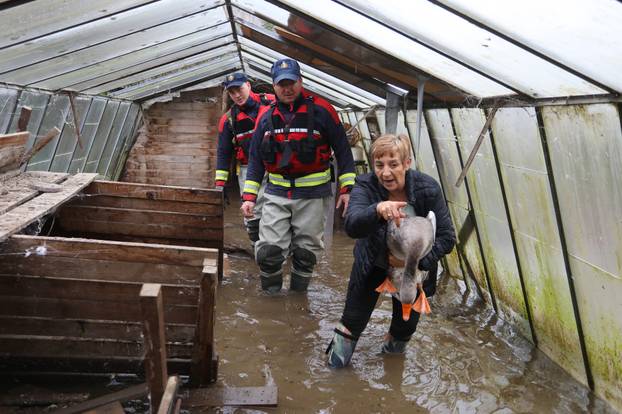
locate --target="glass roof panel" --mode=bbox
[86,45,239,95]
[237,0,513,97]
[238,38,385,105]
[439,0,622,93]
[32,32,234,91]
[0,9,230,87]
[339,0,606,98]
[0,0,154,48]
[116,57,240,100]
[0,0,224,73]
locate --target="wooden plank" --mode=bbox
[17,106,32,132]
[85,180,223,204]
[57,218,223,241]
[58,205,223,229]
[69,195,222,215]
[0,172,68,214]
[83,401,125,414]
[0,131,29,147]
[190,264,218,386]
[183,386,278,408]
[0,132,29,172]
[47,232,221,250]
[0,295,197,325]
[140,284,168,410]
[53,384,148,414]
[0,316,195,343]
[4,234,216,266]
[0,335,192,359]
[0,173,97,242]
[0,356,191,376]
[157,376,180,414]
[0,274,199,305]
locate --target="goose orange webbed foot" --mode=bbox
[412,284,431,315]
[375,277,397,294]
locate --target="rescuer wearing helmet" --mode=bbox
[241,58,355,293]
[215,72,274,243]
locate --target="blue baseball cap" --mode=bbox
[223,72,248,89]
[271,58,301,84]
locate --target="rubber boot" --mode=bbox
[381,333,409,354]
[290,270,311,292]
[326,326,358,368]
[260,270,283,294]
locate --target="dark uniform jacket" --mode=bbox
[344,169,456,296]
[243,89,355,201]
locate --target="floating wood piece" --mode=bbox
[67,91,84,149]
[83,401,125,414]
[0,131,29,173]
[0,172,97,242]
[19,127,61,168]
[455,105,500,188]
[140,283,168,410]
[53,384,148,414]
[17,106,32,132]
[182,385,278,408]
[157,376,181,414]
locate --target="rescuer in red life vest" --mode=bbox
[240,59,356,293]
[215,72,274,243]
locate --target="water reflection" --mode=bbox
[211,208,616,413]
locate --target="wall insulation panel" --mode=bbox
[492,107,587,384]
[542,104,622,409]
[451,108,531,339]
[426,109,489,303]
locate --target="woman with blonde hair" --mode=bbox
[327,134,456,368]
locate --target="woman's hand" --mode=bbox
[376,201,407,227]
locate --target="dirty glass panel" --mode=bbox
[87,45,237,95]
[543,104,622,408]
[374,109,409,136]
[0,6,229,86]
[7,90,51,151]
[105,104,140,178]
[439,0,622,93]
[0,0,154,48]
[68,97,108,174]
[491,107,586,385]
[26,94,71,171]
[404,110,438,180]
[0,87,18,133]
[425,109,490,303]
[35,29,233,91]
[239,37,385,105]
[451,108,530,339]
[84,101,120,174]
[0,0,224,73]
[49,96,92,172]
[114,55,240,100]
[96,102,131,175]
[344,112,370,174]
[340,0,605,98]
[254,0,512,97]
[111,108,143,180]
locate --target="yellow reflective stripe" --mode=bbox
[339,172,356,187]
[216,170,229,181]
[268,169,331,188]
[243,180,260,194]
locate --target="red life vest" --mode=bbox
[228,94,272,165]
[259,96,331,176]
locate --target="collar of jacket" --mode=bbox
[372,169,417,204]
[275,88,310,114]
[239,91,261,112]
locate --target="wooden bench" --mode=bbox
[51,180,224,280]
[0,235,218,385]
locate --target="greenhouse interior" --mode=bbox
[0,0,620,412]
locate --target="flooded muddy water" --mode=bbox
[211,205,617,413]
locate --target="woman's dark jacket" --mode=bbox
[344,170,456,296]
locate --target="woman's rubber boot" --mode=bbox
[381,333,409,354]
[326,326,358,368]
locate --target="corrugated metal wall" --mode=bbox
[0,84,142,179]
[339,102,622,411]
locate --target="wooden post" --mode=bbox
[140,283,168,410]
[156,376,180,414]
[190,263,218,386]
[17,106,32,132]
